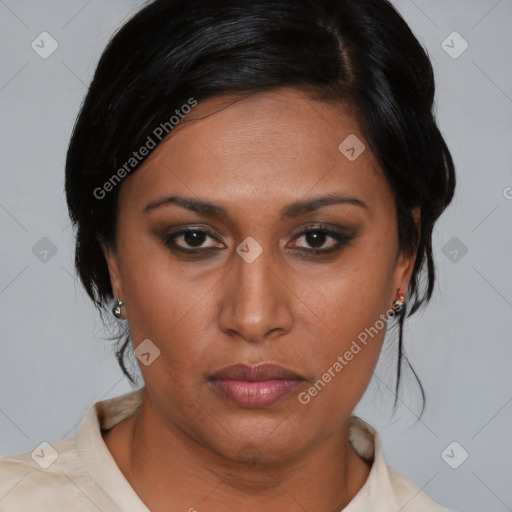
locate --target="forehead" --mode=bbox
[118,88,392,217]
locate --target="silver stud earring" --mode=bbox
[392,289,406,313]
[112,298,124,319]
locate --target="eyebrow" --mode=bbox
[142,193,368,220]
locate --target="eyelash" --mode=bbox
[163,225,355,257]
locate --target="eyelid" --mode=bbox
[292,221,356,237]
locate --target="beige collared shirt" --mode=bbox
[0,388,454,511]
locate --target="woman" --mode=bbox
[0,0,456,510]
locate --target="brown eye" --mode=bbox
[289,226,355,254]
[296,229,335,250]
[164,228,222,251]
[180,230,208,248]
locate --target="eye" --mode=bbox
[288,225,355,254]
[164,228,223,252]
[163,224,355,257]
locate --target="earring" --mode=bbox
[112,298,124,319]
[392,288,406,313]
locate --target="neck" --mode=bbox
[102,394,371,512]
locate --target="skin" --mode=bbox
[100,87,420,512]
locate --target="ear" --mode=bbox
[99,238,124,300]
[392,206,421,301]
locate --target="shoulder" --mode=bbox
[0,437,109,511]
[0,435,75,481]
[0,389,146,511]
[387,466,456,512]
[348,416,456,512]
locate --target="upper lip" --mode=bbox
[210,363,304,382]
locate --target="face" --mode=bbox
[102,88,419,463]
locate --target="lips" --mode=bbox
[210,363,304,382]
[209,363,305,408]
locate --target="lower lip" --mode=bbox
[211,379,303,408]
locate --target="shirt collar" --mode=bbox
[75,387,149,512]
[75,387,399,511]
[345,415,400,511]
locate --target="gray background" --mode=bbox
[1,1,511,511]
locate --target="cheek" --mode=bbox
[118,251,220,384]
[305,250,395,347]
[298,297,387,420]
[298,254,395,405]
[114,238,190,355]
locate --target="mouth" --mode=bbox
[209,363,306,408]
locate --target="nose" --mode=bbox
[218,244,294,345]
